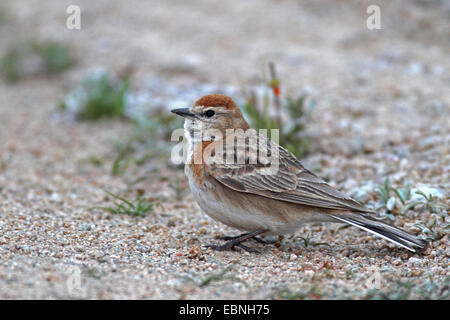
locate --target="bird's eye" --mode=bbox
[204,110,215,118]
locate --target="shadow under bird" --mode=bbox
[171,94,427,253]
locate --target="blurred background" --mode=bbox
[1,0,448,187]
[0,0,448,299]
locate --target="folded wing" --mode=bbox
[209,133,371,213]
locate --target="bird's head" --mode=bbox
[171,94,249,140]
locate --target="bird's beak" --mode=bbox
[171,108,196,120]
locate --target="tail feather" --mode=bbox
[331,214,428,253]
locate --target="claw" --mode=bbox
[204,243,261,254]
[253,236,277,244]
[236,243,261,254]
[204,243,234,251]
[204,229,269,254]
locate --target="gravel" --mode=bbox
[0,0,448,299]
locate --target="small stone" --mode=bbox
[417,136,442,150]
[187,245,204,260]
[50,193,60,202]
[408,257,422,267]
[305,270,315,278]
[407,62,423,75]
[46,274,59,283]
[78,223,92,231]
[381,265,393,272]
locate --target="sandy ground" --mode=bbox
[0,0,449,299]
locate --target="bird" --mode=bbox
[171,94,427,253]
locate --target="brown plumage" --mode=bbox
[171,94,427,253]
[194,94,237,110]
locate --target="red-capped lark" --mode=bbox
[171,94,427,253]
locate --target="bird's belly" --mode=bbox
[188,176,260,230]
[187,173,329,235]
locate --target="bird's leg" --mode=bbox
[205,229,269,253]
[219,232,250,241]
[220,233,276,244]
[235,243,261,253]
[253,236,277,244]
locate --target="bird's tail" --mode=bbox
[331,214,428,253]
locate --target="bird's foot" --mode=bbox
[219,233,275,244]
[205,242,261,254]
[204,229,269,254]
[253,236,277,244]
[218,233,250,241]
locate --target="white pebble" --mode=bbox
[304,270,315,278]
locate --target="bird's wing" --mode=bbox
[208,133,370,213]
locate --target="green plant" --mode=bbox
[0,40,75,82]
[93,190,157,217]
[0,46,23,82]
[282,95,315,156]
[273,285,321,300]
[182,265,247,288]
[32,41,75,74]
[242,93,277,132]
[391,183,412,206]
[413,218,449,241]
[371,178,447,217]
[374,178,396,209]
[87,155,103,167]
[408,190,448,215]
[365,178,396,221]
[86,268,103,280]
[243,92,315,159]
[366,276,449,300]
[297,233,330,248]
[370,179,448,242]
[111,143,135,176]
[61,71,130,121]
[241,63,315,159]
[78,155,104,167]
